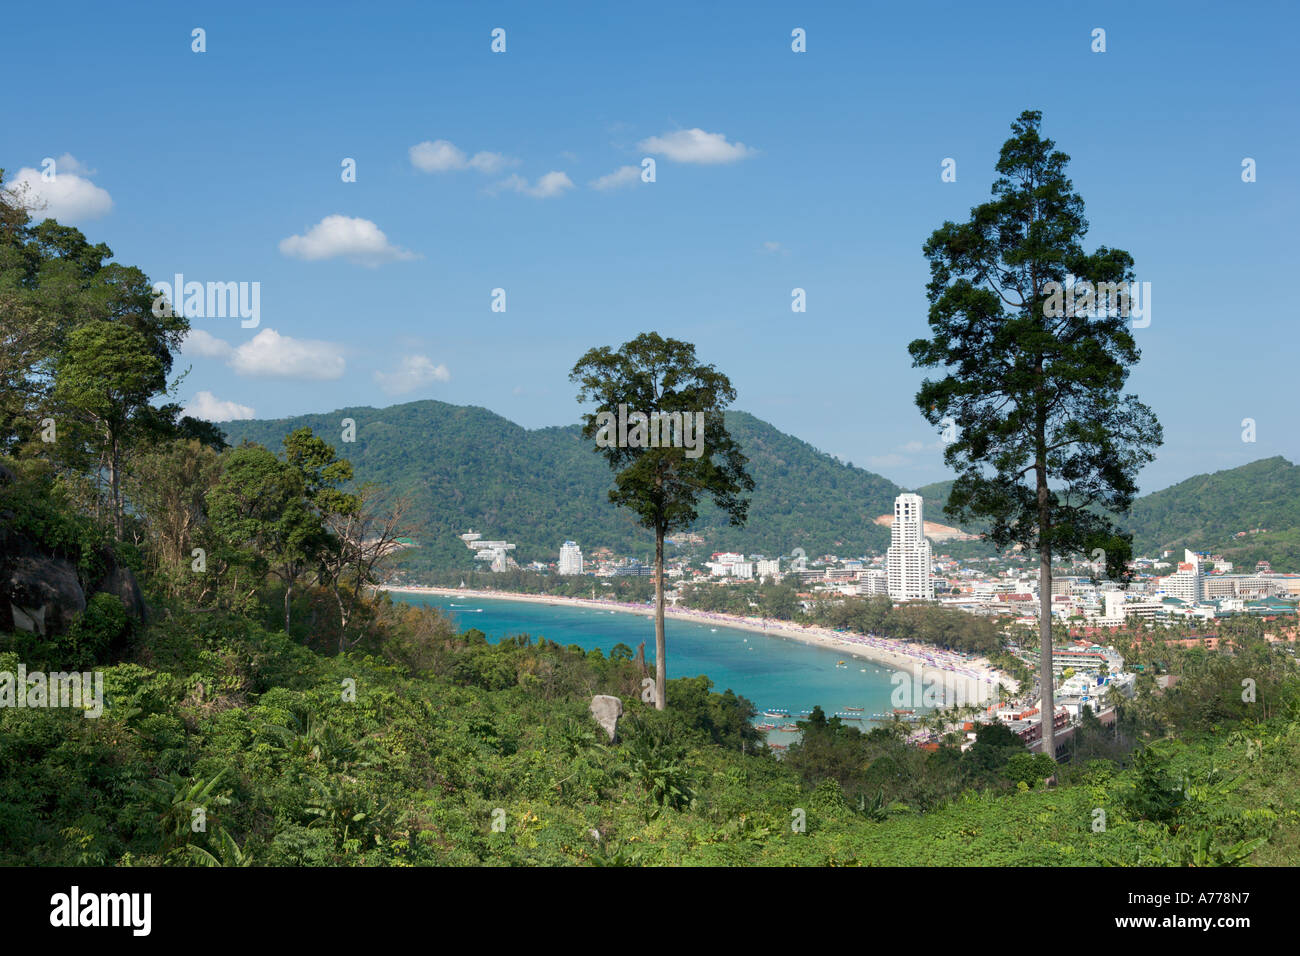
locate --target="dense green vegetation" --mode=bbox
[4,564,1298,864]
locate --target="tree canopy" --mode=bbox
[909,110,1163,757]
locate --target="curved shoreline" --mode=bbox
[380,585,1017,704]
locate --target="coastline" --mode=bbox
[379,585,1017,704]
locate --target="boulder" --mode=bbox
[4,555,86,636]
[589,694,624,743]
[93,561,148,623]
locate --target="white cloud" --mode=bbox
[761,241,789,255]
[374,354,450,395]
[180,327,346,380]
[590,165,642,191]
[469,153,511,173]
[4,154,113,223]
[409,140,463,172]
[279,215,417,266]
[181,328,234,359]
[409,139,514,174]
[183,390,255,422]
[52,153,95,176]
[229,328,346,380]
[489,170,574,199]
[638,128,755,164]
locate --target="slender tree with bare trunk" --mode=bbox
[909,111,1162,760]
[323,485,413,652]
[571,333,753,711]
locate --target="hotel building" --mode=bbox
[886,493,934,601]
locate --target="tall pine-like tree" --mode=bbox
[909,111,1162,759]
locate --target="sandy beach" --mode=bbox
[380,585,1017,705]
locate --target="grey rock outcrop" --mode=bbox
[93,559,147,623]
[6,555,86,636]
[589,694,624,743]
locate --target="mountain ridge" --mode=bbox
[221,401,1300,570]
[912,459,1300,567]
[221,399,904,568]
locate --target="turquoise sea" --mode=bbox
[393,591,908,729]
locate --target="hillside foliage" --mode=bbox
[222,402,901,570]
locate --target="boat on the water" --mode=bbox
[843,706,864,712]
[755,722,777,730]
[779,724,799,732]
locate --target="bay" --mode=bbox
[394,592,909,727]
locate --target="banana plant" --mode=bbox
[183,827,254,867]
[147,769,232,854]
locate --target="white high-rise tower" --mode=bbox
[886,493,933,601]
[558,540,584,575]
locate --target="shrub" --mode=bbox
[62,593,131,668]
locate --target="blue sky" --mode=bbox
[7,0,1297,493]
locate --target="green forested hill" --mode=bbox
[914,459,1300,567]
[223,403,1300,571]
[913,479,961,526]
[222,401,902,569]
[1127,457,1300,564]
